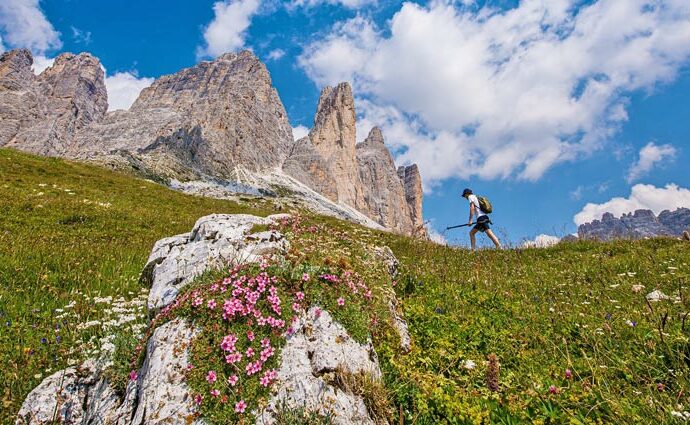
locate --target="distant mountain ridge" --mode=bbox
[578,208,690,241]
[0,49,424,236]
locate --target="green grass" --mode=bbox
[0,148,274,422]
[2,147,690,424]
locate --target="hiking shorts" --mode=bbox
[474,216,491,233]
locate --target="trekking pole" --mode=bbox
[446,223,475,230]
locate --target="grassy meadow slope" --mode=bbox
[2,147,690,424]
[0,148,274,421]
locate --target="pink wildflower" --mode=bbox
[194,394,202,405]
[220,334,238,352]
[192,297,203,307]
[565,369,572,379]
[292,302,301,312]
[549,385,558,394]
[206,370,217,383]
[210,389,220,398]
[235,400,247,413]
[260,369,278,387]
[129,370,138,381]
[302,273,310,282]
[295,291,305,301]
[246,361,262,375]
[246,347,255,358]
[207,299,217,309]
[247,330,255,341]
[261,338,271,348]
[337,297,345,306]
[657,383,665,392]
[260,346,275,362]
[228,375,239,386]
[225,352,242,364]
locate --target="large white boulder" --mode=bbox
[145,214,290,312]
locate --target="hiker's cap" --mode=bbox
[461,188,473,197]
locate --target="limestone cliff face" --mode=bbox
[397,164,425,236]
[283,82,426,236]
[0,50,107,156]
[356,127,413,234]
[76,51,293,178]
[283,136,339,201]
[307,83,367,210]
[578,208,690,241]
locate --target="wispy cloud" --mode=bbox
[197,0,261,58]
[626,142,677,183]
[71,26,92,45]
[0,0,62,54]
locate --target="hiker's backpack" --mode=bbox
[478,196,493,214]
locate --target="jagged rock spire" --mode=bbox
[307,82,367,210]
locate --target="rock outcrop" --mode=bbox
[578,208,690,241]
[257,307,382,425]
[0,50,107,156]
[17,214,397,425]
[143,213,290,312]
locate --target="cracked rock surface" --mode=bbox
[144,213,291,312]
[256,307,383,425]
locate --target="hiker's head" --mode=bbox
[461,188,473,198]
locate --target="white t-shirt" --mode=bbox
[468,194,487,218]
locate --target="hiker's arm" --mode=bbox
[469,203,475,225]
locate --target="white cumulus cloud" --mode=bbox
[292,125,310,140]
[299,1,690,187]
[198,0,261,58]
[522,234,561,248]
[30,54,54,74]
[0,0,62,54]
[104,72,155,111]
[574,183,690,225]
[627,142,677,183]
[266,48,285,61]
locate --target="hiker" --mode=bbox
[461,188,501,250]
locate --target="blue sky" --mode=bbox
[2,0,690,246]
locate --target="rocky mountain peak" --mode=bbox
[0,49,107,156]
[578,208,690,241]
[0,49,35,90]
[357,127,394,168]
[310,82,356,149]
[361,126,385,146]
[305,82,366,210]
[38,52,108,123]
[397,164,425,236]
[87,48,293,177]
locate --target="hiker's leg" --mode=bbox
[486,229,502,249]
[470,228,478,250]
